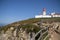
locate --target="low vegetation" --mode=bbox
[0,17,60,33]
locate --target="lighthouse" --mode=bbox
[43,8,46,15]
[35,8,54,18]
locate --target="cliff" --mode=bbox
[0,18,60,40]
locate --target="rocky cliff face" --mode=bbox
[0,26,37,40]
[0,23,40,40]
[0,18,60,40]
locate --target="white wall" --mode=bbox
[52,15,60,17]
[35,15,51,18]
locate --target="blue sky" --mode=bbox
[0,0,60,25]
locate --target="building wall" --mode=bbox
[35,15,60,18]
[52,15,60,17]
[35,15,51,18]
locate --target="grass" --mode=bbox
[0,17,60,33]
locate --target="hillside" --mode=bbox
[1,17,60,32]
[2,17,60,26]
[0,17,60,40]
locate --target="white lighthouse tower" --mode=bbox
[35,8,52,18]
[43,8,46,15]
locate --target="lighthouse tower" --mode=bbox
[43,8,46,15]
[35,8,52,18]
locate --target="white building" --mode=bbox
[35,8,60,18]
[35,15,51,18]
[51,12,60,17]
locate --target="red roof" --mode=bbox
[43,8,46,11]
